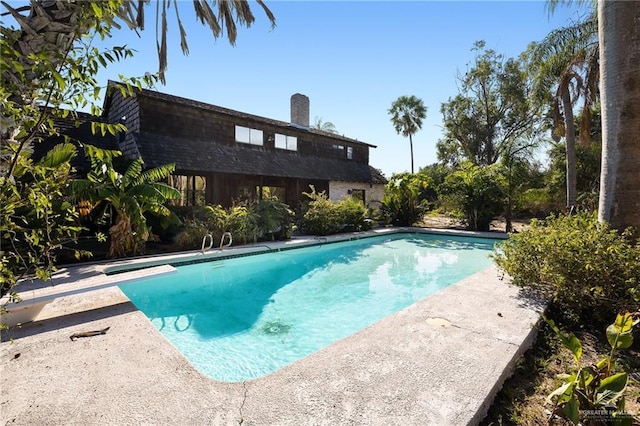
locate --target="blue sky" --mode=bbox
[6,1,590,177]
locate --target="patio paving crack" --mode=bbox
[448,322,528,347]
[238,381,248,425]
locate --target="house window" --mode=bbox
[275,133,297,151]
[346,146,353,160]
[168,175,206,206]
[235,125,263,146]
[332,144,345,159]
[350,189,365,204]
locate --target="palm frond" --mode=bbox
[147,182,180,200]
[135,163,176,185]
[218,0,237,45]
[156,0,168,84]
[127,182,179,201]
[173,0,189,55]
[122,158,144,188]
[545,0,596,19]
[193,0,221,37]
[256,0,276,29]
[38,142,77,167]
[232,0,255,27]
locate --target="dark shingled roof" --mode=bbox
[136,133,386,183]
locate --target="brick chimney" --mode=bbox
[290,93,310,128]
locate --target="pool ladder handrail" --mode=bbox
[219,232,232,251]
[201,234,214,253]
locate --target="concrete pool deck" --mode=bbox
[1,228,545,425]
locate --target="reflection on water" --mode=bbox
[119,233,497,381]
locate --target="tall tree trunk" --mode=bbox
[561,85,577,212]
[597,0,640,231]
[409,134,415,174]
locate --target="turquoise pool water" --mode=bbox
[119,233,496,382]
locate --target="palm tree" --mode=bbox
[597,0,640,231]
[312,116,338,134]
[388,95,427,173]
[1,1,275,86]
[529,14,599,211]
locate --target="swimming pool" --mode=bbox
[119,232,497,382]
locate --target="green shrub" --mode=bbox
[298,188,341,235]
[517,188,558,218]
[225,203,259,245]
[144,208,183,242]
[174,218,210,250]
[439,162,505,232]
[175,201,293,249]
[335,196,369,232]
[298,187,371,235]
[493,213,640,326]
[254,199,293,240]
[381,172,432,226]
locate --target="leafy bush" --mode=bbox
[224,203,259,245]
[517,188,558,218]
[298,188,341,235]
[1,143,87,299]
[144,207,184,242]
[174,218,210,250]
[439,162,505,231]
[381,172,432,226]
[254,199,294,240]
[335,196,369,232]
[175,200,293,249]
[493,213,640,326]
[298,187,370,235]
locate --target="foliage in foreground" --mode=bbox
[493,213,640,326]
[544,312,638,425]
[0,144,90,299]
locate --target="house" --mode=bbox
[99,83,386,209]
[102,83,386,209]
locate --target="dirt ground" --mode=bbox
[420,215,531,233]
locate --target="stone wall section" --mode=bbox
[329,181,385,207]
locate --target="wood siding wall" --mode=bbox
[106,89,141,160]
[208,173,329,209]
[137,96,370,164]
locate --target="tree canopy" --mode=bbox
[437,41,538,167]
